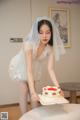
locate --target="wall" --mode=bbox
[0,0,31,105]
[0,0,80,105]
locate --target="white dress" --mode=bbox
[9,41,51,81]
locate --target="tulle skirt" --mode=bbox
[9,49,47,82]
[9,49,27,81]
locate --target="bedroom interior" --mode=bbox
[0,0,80,120]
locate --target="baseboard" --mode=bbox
[0,102,30,108]
[0,103,19,108]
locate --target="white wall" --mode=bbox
[0,0,31,105]
[55,5,80,82]
[0,0,80,105]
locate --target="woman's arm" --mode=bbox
[23,42,40,101]
[23,42,36,95]
[48,49,60,88]
[25,49,36,95]
[25,48,40,101]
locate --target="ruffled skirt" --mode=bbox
[9,49,48,82]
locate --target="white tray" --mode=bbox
[38,94,69,105]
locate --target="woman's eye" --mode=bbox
[39,32,50,34]
[46,32,50,34]
[39,31,43,34]
[39,32,43,34]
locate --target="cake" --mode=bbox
[39,85,69,105]
[42,86,61,97]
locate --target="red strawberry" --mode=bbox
[44,88,47,90]
[52,93,56,95]
[48,87,57,91]
[45,92,48,95]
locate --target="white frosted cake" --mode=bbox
[39,86,69,105]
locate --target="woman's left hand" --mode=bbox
[60,89,64,96]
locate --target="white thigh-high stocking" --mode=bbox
[19,81,29,115]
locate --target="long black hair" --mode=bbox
[38,19,53,46]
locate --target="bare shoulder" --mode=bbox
[23,41,33,52]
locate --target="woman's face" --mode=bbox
[39,24,51,45]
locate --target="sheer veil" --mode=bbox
[24,16,65,61]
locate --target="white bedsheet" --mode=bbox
[19,104,80,120]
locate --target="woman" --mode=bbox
[9,16,65,115]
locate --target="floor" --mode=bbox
[0,103,31,120]
[0,105,21,120]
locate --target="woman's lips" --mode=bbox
[43,39,48,41]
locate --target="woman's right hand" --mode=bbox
[31,92,40,102]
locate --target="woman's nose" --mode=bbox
[43,33,46,38]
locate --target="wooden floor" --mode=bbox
[0,97,80,120]
[0,103,31,120]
